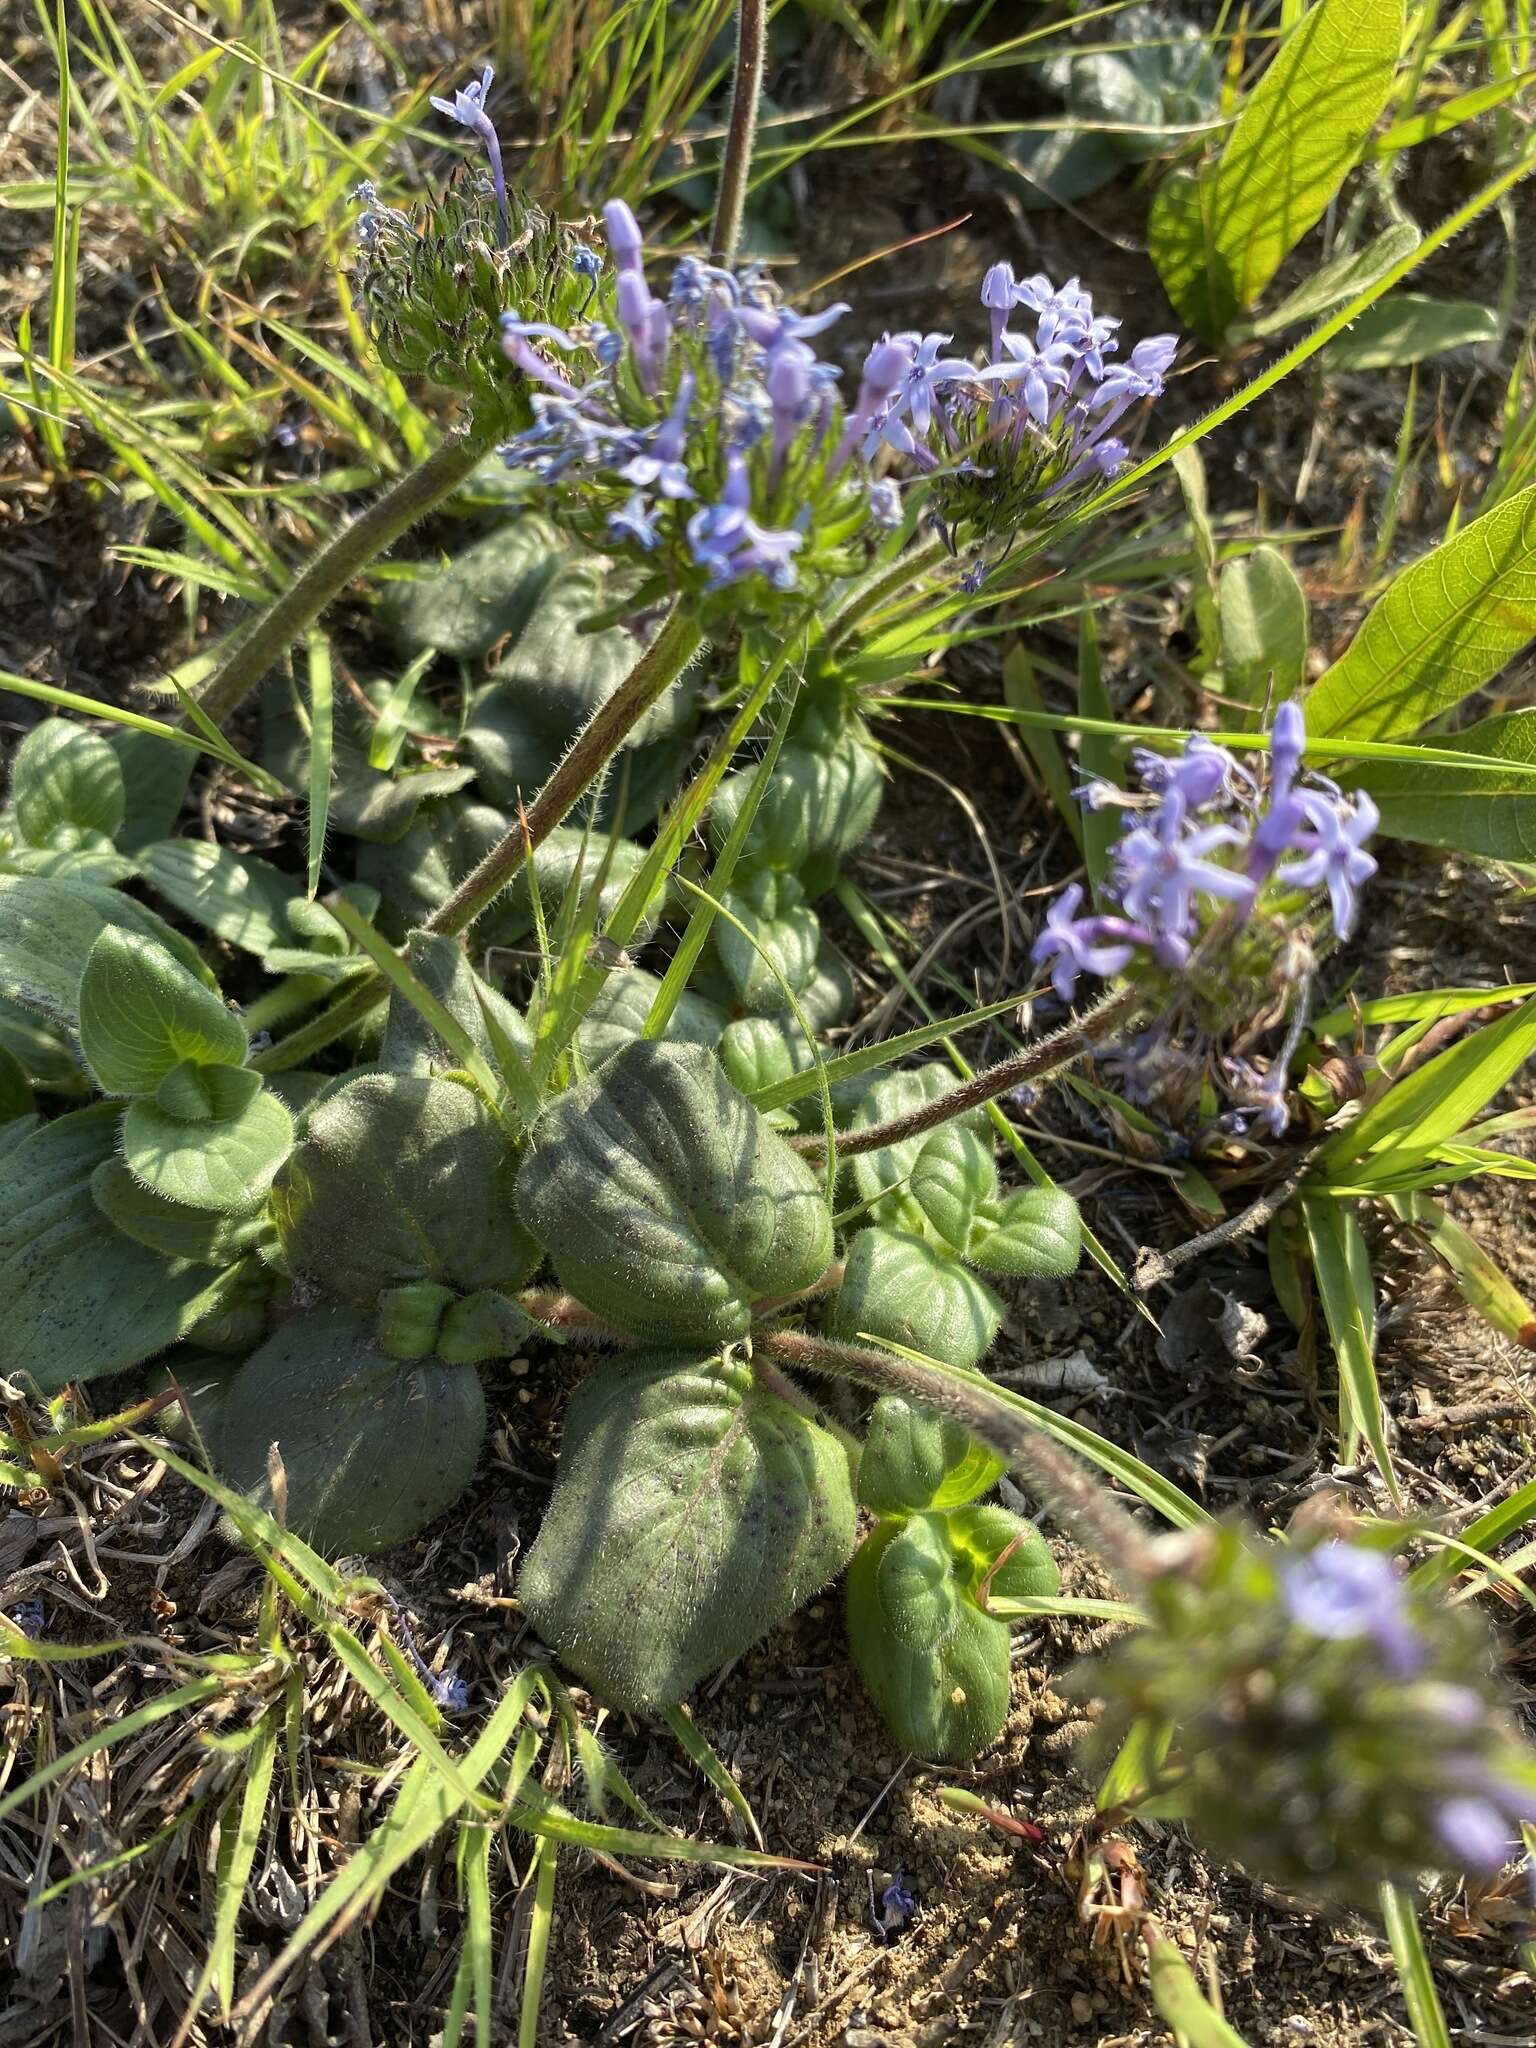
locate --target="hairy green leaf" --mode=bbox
[0,1104,225,1390]
[857,1393,1006,1516]
[79,926,246,1094]
[518,1041,833,1343]
[122,1089,293,1214]
[9,718,125,847]
[0,872,210,1027]
[829,1227,1003,1374]
[519,1351,856,1714]
[1220,546,1308,708]
[218,1306,486,1553]
[138,836,299,956]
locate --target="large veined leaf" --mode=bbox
[847,1065,982,1238]
[519,1351,856,1714]
[109,730,194,853]
[378,929,536,1078]
[0,873,211,1026]
[0,1103,226,1390]
[1350,710,1536,860]
[217,1306,486,1553]
[714,869,822,1015]
[517,1040,834,1343]
[711,731,884,896]
[138,837,299,956]
[78,927,247,1094]
[1307,484,1536,739]
[1148,0,1404,337]
[274,1072,537,1304]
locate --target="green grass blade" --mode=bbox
[0,1677,226,1824]
[1145,1923,1253,2048]
[206,1710,279,2015]
[663,1704,764,1848]
[1300,1194,1399,1504]
[517,1838,559,2048]
[1380,1883,1451,2048]
[304,632,333,899]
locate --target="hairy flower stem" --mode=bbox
[710,0,768,266]
[789,983,1143,1163]
[758,1330,1153,1580]
[426,604,703,937]
[190,428,491,731]
[250,604,703,1074]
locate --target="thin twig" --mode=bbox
[1131,1145,1323,1294]
[710,0,768,267]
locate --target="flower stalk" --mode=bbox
[711,0,768,267]
[788,982,1143,1162]
[191,427,490,730]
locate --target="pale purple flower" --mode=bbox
[500,315,584,400]
[765,342,814,475]
[619,370,696,499]
[997,330,1076,425]
[867,478,902,529]
[980,260,1019,359]
[888,332,979,437]
[1435,1797,1514,1874]
[609,492,660,550]
[1277,791,1379,938]
[1114,793,1253,940]
[736,300,850,352]
[602,199,644,275]
[431,66,508,243]
[1279,1542,1424,1679]
[1030,883,1143,1003]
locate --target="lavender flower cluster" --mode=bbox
[495,198,883,609]
[1089,1521,1536,1905]
[1028,702,1378,1139]
[870,266,1177,568]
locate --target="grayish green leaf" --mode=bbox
[0,872,210,1027]
[275,1071,537,1304]
[1220,547,1309,707]
[1324,294,1500,370]
[122,1089,294,1213]
[0,1104,226,1390]
[138,836,299,956]
[517,1041,834,1343]
[829,1227,1003,1374]
[218,1306,486,1553]
[519,1351,856,1714]
[9,718,125,846]
[857,1393,1006,1516]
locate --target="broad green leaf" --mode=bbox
[1301,1193,1398,1502]
[1319,995,1536,1172]
[829,1227,1003,1375]
[847,1064,981,1238]
[1237,219,1420,338]
[274,1073,537,1304]
[109,730,194,853]
[1323,294,1500,370]
[9,719,125,846]
[1306,484,1536,739]
[217,1306,486,1553]
[968,1186,1083,1278]
[846,1509,1057,1761]
[718,1015,820,1102]
[519,1351,856,1714]
[137,839,298,956]
[387,519,566,660]
[90,1158,266,1265]
[711,731,883,897]
[1220,547,1309,708]
[1148,0,1404,336]
[122,1089,294,1213]
[78,927,246,1094]
[714,870,821,1016]
[491,826,661,950]
[907,1123,999,1254]
[379,929,536,1080]
[0,872,210,1027]
[0,1103,225,1390]
[154,1060,263,1122]
[1349,709,1536,859]
[517,1041,833,1343]
[856,1391,1006,1515]
[574,966,726,1073]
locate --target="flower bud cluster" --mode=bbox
[1087,1523,1536,1906]
[353,70,594,437]
[1029,702,1379,1137]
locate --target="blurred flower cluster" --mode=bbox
[1088,1522,1536,1905]
[1029,702,1379,1139]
